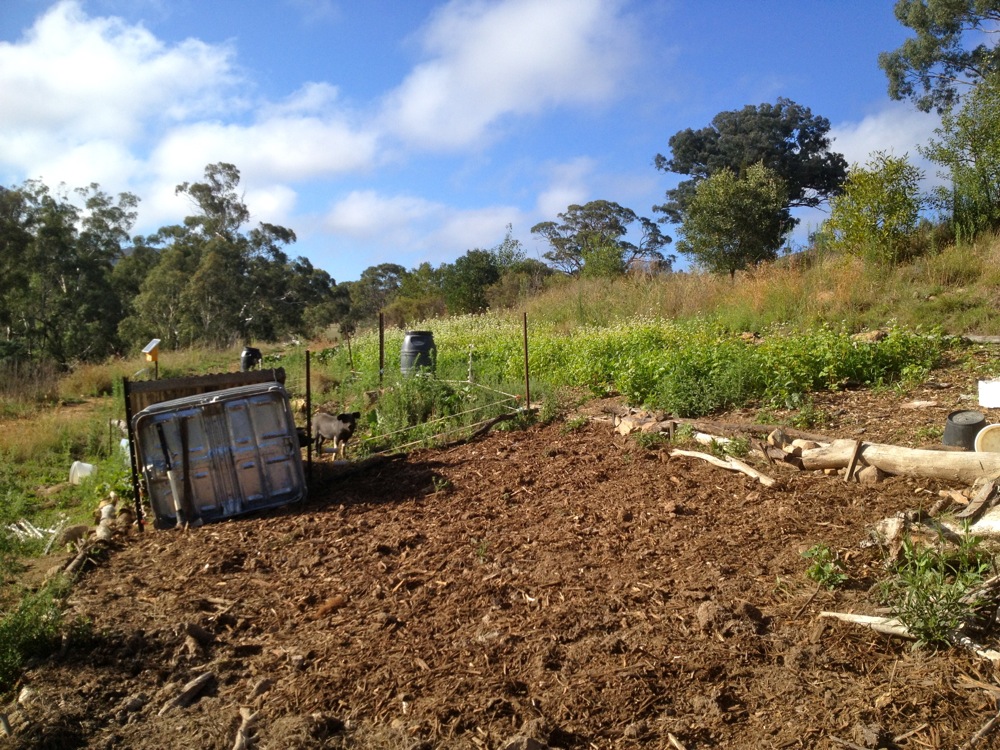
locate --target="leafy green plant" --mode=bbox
[790,398,830,429]
[802,543,848,589]
[561,415,588,433]
[0,577,70,694]
[430,476,452,494]
[879,529,993,647]
[671,423,696,444]
[720,435,751,458]
[633,431,669,450]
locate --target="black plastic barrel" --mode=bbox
[401,331,436,375]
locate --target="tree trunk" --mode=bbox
[800,438,1000,483]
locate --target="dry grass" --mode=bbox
[522,235,1000,335]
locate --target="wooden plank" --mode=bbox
[956,479,1000,519]
[126,368,286,414]
[844,439,863,483]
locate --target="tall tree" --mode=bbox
[443,249,501,314]
[654,98,847,226]
[879,0,1000,113]
[824,152,928,265]
[346,263,408,323]
[128,163,299,348]
[675,163,790,278]
[531,200,671,277]
[0,181,137,364]
[921,74,1000,238]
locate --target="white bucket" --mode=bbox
[69,461,96,484]
[980,380,1000,408]
[976,424,1000,453]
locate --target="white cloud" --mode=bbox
[381,0,638,149]
[324,190,442,239]
[831,103,940,172]
[431,205,524,253]
[245,184,299,226]
[0,0,245,194]
[150,115,379,185]
[534,157,596,218]
[27,138,143,190]
[0,0,240,142]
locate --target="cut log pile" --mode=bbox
[609,408,1000,486]
[610,406,1000,679]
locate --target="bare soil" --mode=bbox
[6,360,1000,749]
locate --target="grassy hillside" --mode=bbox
[522,234,1000,335]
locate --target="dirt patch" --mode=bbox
[5,367,1000,749]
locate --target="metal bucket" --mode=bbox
[401,331,436,375]
[943,409,987,450]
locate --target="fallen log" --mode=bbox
[819,611,913,639]
[686,420,836,445]
[800,439,1000,483]
[669,449,777,487]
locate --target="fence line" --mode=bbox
[356,393,519,447]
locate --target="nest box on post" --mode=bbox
[143,339,161,379]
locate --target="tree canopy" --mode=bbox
[531,200,671,277]
[675,163,790,278]
[823,151,928,265]
[921,74,1000,238]
[0,163,352,365]
[654,98,847,227]
[879,0,1000,113]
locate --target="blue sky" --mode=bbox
[0,1,942,282]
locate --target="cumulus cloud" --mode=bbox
[830,103,940,172]
[322,189,523,268]
[150,115,379,185]
[431,205,524,253]
[0,1,379,208]
[0,0,240,144]
[381,0,638,149]
[534,157,596,219]
[324,190,443,239]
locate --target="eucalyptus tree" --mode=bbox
[128,163,304,348]
[531,200,671,277]
[0,181,137,364]
[654,98,847,227]
[880,0,1000,113]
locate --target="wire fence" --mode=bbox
[355,380,523,457]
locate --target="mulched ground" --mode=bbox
[5,353,1000,750]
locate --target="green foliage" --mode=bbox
[824,151,928,265]
[325,313,945,421]
[879,0,1000,113]
[879,529,993,647]
[675,163,791,277]
[922,75,1000,241]
[802,543,848,589]
[0,578,69,694]
[560,416,589,433]
[531,200,671,277]
[789,398,831,429]
[0,181,135,365]
[443,249,500,314]
[654,97,847,225]
[364,371,520,452]
[633,431,669,450]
